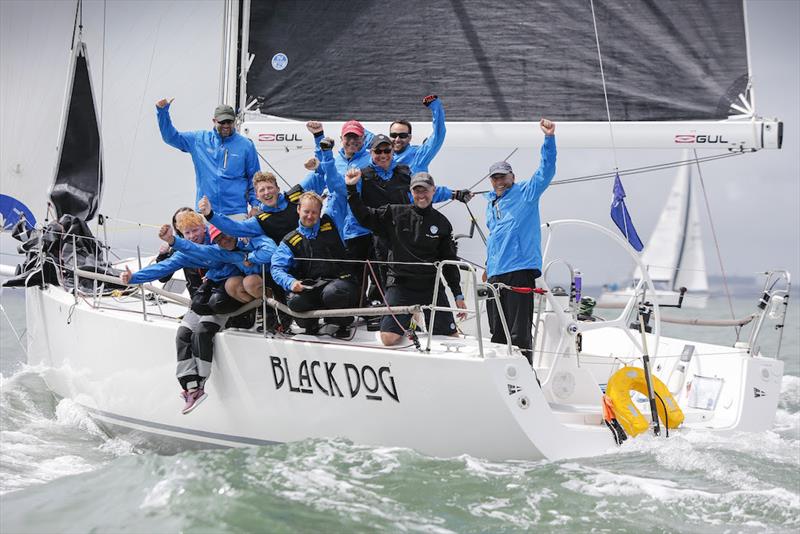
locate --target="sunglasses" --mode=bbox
[389,132,410,139]
[217,119,234,125]
[373,148,392,155]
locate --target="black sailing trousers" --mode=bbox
[486,269,541,366]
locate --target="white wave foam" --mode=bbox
[53,398,105,437]
[261,439,456,533]
[559,463,800,526]
[779,375,800,413]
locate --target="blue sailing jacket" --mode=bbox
[270,145,349,292]
[156,104,260,216]
[171,237,247,282]
[255,169,326,212]
[338,160,453,241]
[484,136,556,277]
[392,98,446,173]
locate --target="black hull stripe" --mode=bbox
[82,405,281,447]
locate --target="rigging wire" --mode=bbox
[589,0,620,172]
[113,12,163,223]
[256,150,293,188]
[692,149,741,339]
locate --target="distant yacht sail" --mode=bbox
[601,154,710,307]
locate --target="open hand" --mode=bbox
[198,195,212,216]
[345,167,362,186]
[540,118,555,136]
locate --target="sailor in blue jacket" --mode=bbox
[333,119,374,180]
[119,213,246,414]
[156,98,260,218]
[389,95,446,173]
[270,137,360,337]
[484,118,557,366]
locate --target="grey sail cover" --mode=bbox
[50,41,103,221]
[246,0,749,122]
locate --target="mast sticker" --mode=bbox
[270,356,399,402]
[271,53,288,71]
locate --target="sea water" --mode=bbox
[1,288,797,533]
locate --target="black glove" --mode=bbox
[319,137,335,151]
[422,94,438,107]
[452,189,472,203]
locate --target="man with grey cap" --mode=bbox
[484,118,556,366]
[346,168,467,346]
[156,98,260,219]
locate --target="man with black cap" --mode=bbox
[342,133,471,262]
[484,118,556,366]
[346,168,467,346]
[156,98,260,219]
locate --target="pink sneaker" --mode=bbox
[181,388,207,414]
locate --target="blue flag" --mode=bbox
[610,174,644,251]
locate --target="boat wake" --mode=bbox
[1,365,798,532]
[0,365,135,495]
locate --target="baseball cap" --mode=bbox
[409,172,435,189]
[488,161,513,176]
[341,120,365,137]
[370,134,392,150]
[208,224,223,243]
[214,104,236,122]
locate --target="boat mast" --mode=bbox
[220,0,239,107]
[238,0,251,113]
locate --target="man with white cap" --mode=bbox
[484,118,556,366]
[155,99,260,219]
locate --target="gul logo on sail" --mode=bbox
[270,356,399,402]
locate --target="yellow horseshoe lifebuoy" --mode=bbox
[606,366,685,437]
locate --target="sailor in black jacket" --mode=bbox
[346,169,468,346]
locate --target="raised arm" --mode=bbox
[172,236,247,264]
[245,139,260,207]
[410,95,446,173]
[155,99,194,152]
[125,252,191,285]
[522,119,557,202]
[199,195,263,237]
[345,168,392,237]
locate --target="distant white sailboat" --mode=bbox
[600,153,710,308]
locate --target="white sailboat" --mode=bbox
[1,0,791,461]
[599,154,710,308]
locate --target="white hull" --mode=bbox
[25,283,784,461]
